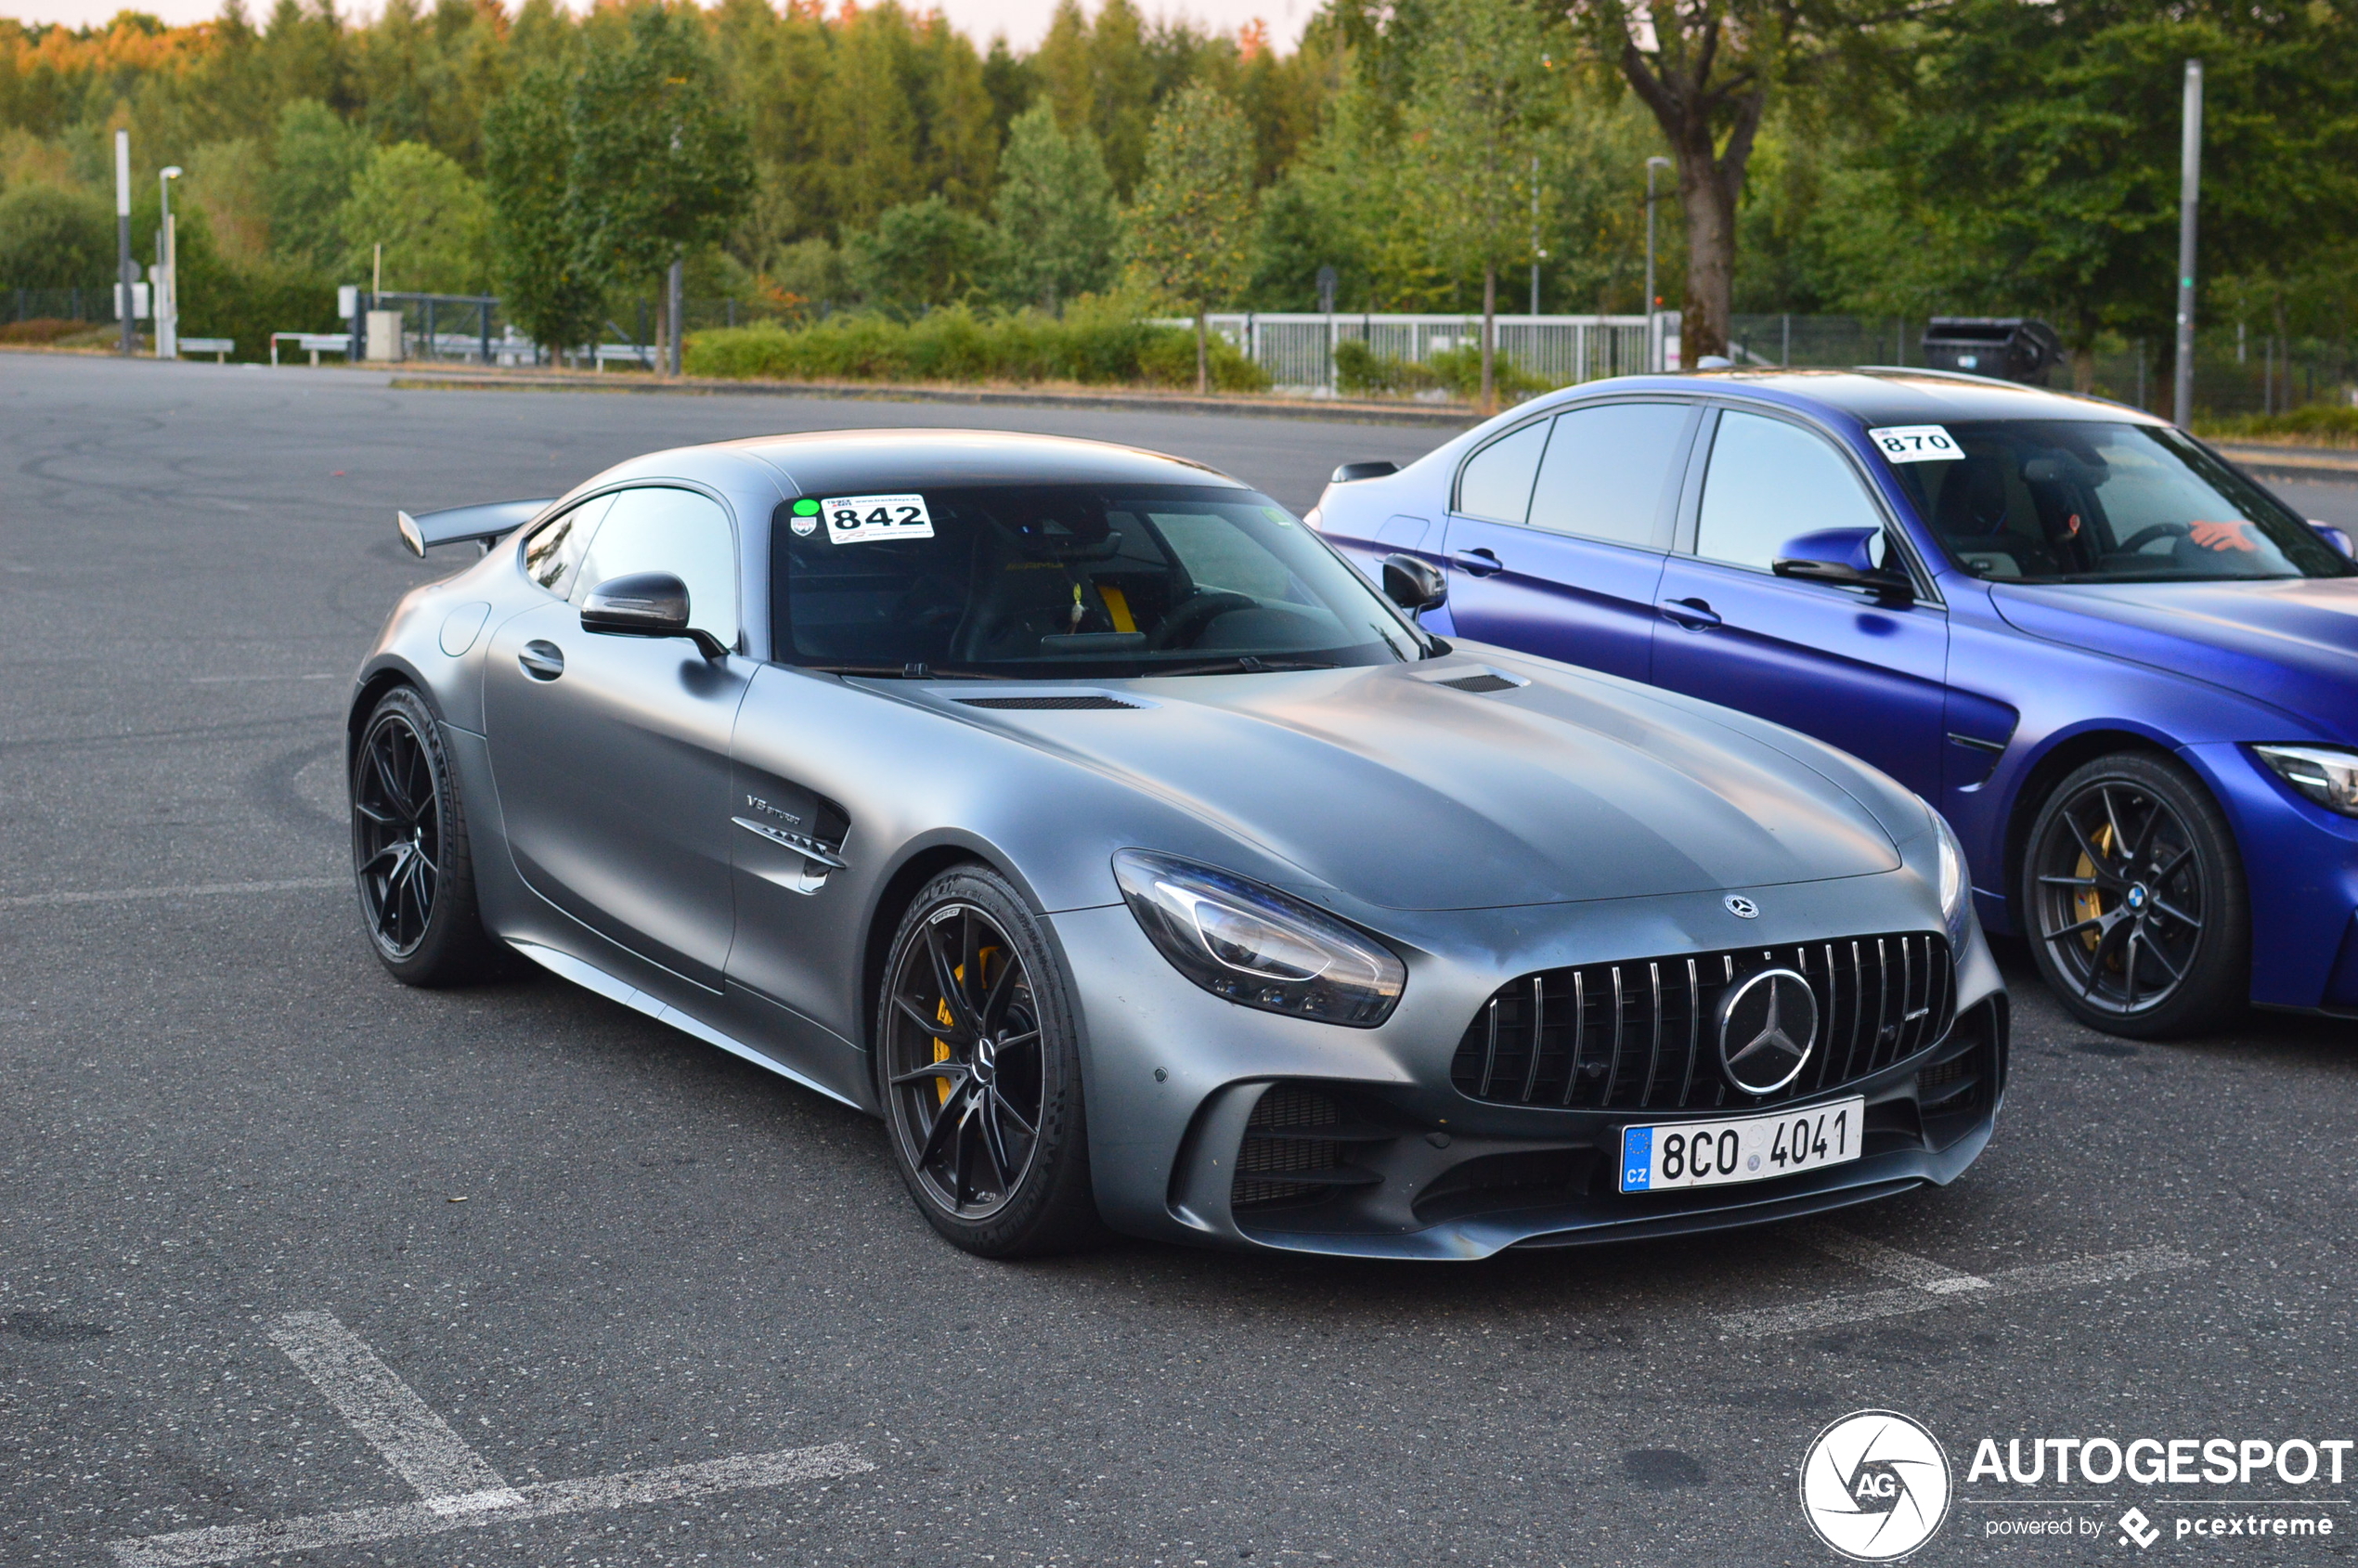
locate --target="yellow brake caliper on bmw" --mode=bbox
[2073,824,2115,965]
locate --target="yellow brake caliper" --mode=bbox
[931,947,1000,1106]
[2073,824,2115,959]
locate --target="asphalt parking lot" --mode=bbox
[4,351,2355,1567]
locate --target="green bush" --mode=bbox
[2197,405,2358,446]
[684,303,1269,393]
[1333,337,1548,401]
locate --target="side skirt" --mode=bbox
[509,939,863,1111]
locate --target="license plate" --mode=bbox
[1618,1097,1864,1194]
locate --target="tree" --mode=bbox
[334,141,492,293]
[1405,0,1551,410]
[1566,0,1911,362]
[1879,0,2358,387]
[849,195,1000,317]
[1123,83,1255,393]
[483,59,603,358]
[267,97,373,274]
[991,100,1119,310]
[568,5,754,354]
[0,183,113,287]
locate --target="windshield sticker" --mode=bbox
[1868,424,1964,463]
[821,493,934,544]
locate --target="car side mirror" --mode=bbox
[2309,520,2355,560]
[580,572,729,658]
[1772,527,1913,602]
[1380,552,1447,614]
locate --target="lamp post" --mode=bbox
[156,165,182,360]
[115,131,134,356]
[1645,156,1671,373]
[2173,59,2203,428]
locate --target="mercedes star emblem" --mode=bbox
[1718,967,1820,1095]
[1725,895,1759,919]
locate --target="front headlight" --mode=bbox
[1925,803,1970,944]
[2255,744,2358,818]
[1111,850,1406,1027]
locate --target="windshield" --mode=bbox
[1885,420,2350,583]
[771,482,1427,677]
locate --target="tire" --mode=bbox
[350,685,506,986]
[2021,751,2248,1038]
[874,865,1104,1257]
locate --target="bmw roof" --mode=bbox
[1568,368,2160,429]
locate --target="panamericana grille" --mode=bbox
[1449,932,1955,1111]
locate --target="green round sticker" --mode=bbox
[792,498,821,516]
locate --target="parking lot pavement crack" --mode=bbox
[1715,1244,2202,1339]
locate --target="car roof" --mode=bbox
[705,429,1248,496]
[1560,368,2161,429]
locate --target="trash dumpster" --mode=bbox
[1920,317,2063,384]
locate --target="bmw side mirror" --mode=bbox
[1772,527,1913,603]
[2309,520,2355,560]
[1380,552,1447,614]
[580,572,729,658]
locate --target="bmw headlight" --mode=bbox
[1111,850,1406,1027]
[2255,744,2358,818]
[1925,803,1970,945]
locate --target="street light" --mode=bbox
[157,165,183,361]
[1645,156,1671,373]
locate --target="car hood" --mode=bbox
[934,660,1904,912]
[1989,576,2358,740]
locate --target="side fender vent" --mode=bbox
[956,694,1141,711]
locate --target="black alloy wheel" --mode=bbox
[2024,751,2247,1038]
[351,685,503,986]
[876,866,1102,1257]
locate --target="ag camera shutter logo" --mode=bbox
[1800,1410,1952,1561]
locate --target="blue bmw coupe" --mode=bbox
[1311,369,2358,1037]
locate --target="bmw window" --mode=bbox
[1525,401,1691,548]
[1886,420,2353,582]
[1695,409,1888,570]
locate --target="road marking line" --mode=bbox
[107,1445,872,1568]
[1790,1223,1993,1292]
[1717,1245,2199,1339]
[266,1312,519,1510]
[0,877,342,910]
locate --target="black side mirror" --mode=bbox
[580,572,729,658]
[1771,528,1913,603]
[1380,552,1448,614]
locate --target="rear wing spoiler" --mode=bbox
[395,498,556,556]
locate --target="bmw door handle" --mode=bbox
[518,641,565,680]
[1449,548,1504,577]
[1659,598,1723,630]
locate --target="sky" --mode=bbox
[7,0,1315,50]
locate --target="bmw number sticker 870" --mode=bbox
[1620,1096,1863,1193]
[821,493,935,543]
[1866,424,1963,463]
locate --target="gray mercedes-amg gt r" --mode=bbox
[350,429,2006,1259]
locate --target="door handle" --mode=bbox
[1659,597,1723,630]
[518,640,565,680]
[1449,548,1504,577]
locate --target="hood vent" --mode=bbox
[956,694,1141,711]
[1437,672,1523,694]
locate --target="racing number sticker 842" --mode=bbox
[821,493,935,543]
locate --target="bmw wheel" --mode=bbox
[875,866,1102,1257]
[2024,752,2247,1038]
[351,685,504,986]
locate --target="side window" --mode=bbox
[570,486,740,646]
[1694,410,1886,571]
[520,493,613,598]
[1527,402,1690,548]
[1453,420,1551,524]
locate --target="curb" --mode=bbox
[380,368,1483,428]
[2210,441,2358,481]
